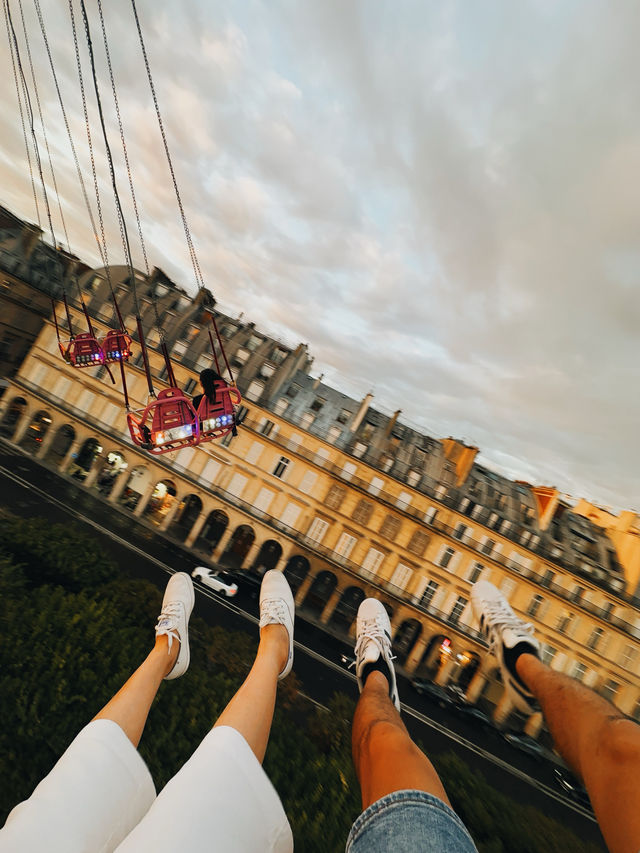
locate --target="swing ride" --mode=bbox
[5,0,241,453]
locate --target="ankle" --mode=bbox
[155,633,180,676]
[259,623,289,670]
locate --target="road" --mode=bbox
[0,443,607,850]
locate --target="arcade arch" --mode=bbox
[0,396,27,438]
[19,409,52,453]
[220,524,255,569]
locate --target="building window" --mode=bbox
[158,366,168,382]
[449,596,468,626]
[245,441,263,465]
[380,515,401,540]
[586,627,604,651]
[307,517,329,543]
[310,396,325,412]
[362,548,385,575]
[571,585,585,604]
[246,333,262,351]
[272,456,291,479]
[459,497,470,513]
[299,470,317,495]
[453,523,469,542]
[353,441,367,458]
[540,569,555,588]
[601,679,619,704]
[259,419,275,436]
[286,384,300,398]
[500,519,512,535]
[221,431,234,447]
[352,499,374,525]
[396,491,412,510]
[424,507,437,525]
[619,644,637,670]
[527,594,544,618]
[258,363,275,380]
[235,405,249,424]
[571,661,587,682]
[480,537,495,556]
[368,477,384,496]
[325,484,347,510]
[471,504,484,520]
[233,347,250,365]
[336,408,351,424]
[529,534,540,549]
[274,398,288,415]
[172,340,188,358]
[184,378,197,395]
[407,469,421,487]
[407,530,429,557]
[300,412,315,430]
[556,611,573,634]
[341,461,357,481]
[335,532,357,560]
[439,547,456,569]
[271,347,287,364]
[541,645,556,666]
[601,601,614,621]
[467,562,483,584]
[488,512,499,528]
[327,425,341,444]
[419,580,439,610]
[246,380,264,402]
[390,563,413,591]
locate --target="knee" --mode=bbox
[354,719,413,762]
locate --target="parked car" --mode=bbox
[553,768,592,810]
[191,567,238,597]
[225,569,263,599]
[339,652,356,669]
[502,732,552,762]
[453,702,500,733]
[410,679,459,709]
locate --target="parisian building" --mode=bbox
[1,204,639,742]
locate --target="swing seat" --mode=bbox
[102,329,133,363]
[127,388,199,455]
[197,383,242,443]
[66,333,104,367]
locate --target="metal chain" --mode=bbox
[96,0,150,278]
[3,0,39,226]
[17,0,70,250]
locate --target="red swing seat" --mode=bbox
[102,329,133,363]
[127,387,199,455]
[196,382,242,443]
[65,333,104,367]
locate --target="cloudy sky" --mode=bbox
[1,0,638,512]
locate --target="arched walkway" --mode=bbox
[169,494,203,541]
[220,524,255,569]
[0,396,27,438]
[193,509,229,553]
[283,555,310,594]
[19,409,52,454]
[119,465,152,511]
[69,437,103,481]
[417,633,453,679]
[251,539,282,574]
[393,618,423,665]
[329,585,365,632]
[303,571,338,615]
[143,480,178,526]
[94,451,128,497]
[44,424,75,467]
[453,650,481,691]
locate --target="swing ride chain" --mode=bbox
[3,0,40,226]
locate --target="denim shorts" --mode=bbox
[346,790,478,853]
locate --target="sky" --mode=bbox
[1,0,638,513]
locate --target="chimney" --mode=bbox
[385,410,402,438]
[441,437,479,485]
[529,485,560,530]
[312,373,324,390]
[350,392,373,432]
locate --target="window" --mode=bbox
[424,507,437,525]
[571,661,587,682]
[327,426,341,444]
[586,627,604,651]
[459,497,470,513]
[368,477,384,496]
[325,484,347,510]
[258,363,275,380]
[254,487,274,513]
[529,534,540,549]
[259,419,275,437]
[235,405,249,424]
[336,408,351,424]
[500,578,516,600]
[540,645,557,666]
[381,456,394,472]
[520,529,532,546]
[453,523,469,542]
[467,562,484,584]
[419,580,439,610]
[310,396,325,412]
[245,441,263,465]
[556,611,573,634]
[407,530,429,557]
[313,446,330,465]
[221,431,234,447]
[471,504,484,520]
[396,491,412,510]
[407,469,421,487]
[272,456,291,479]
[353,441,367,458]
[196,354,212,372]
[286,384,300,398]
[601,679,619,704]
[571,585,585,604]
[488,512,499,528]
[158,366,169,382]
[246,380,264,402]
[184,378,197,395]
[341,462,356,482]
[540,569,555,588]
[439,547,456,569]
[233,348,249,365]
[619,644,637,670]
[271,347,287,364]
[172,340,188,358]
[307,517,329,543]
[335,533,357,560]
[227,473,248,497]
[380,515,401,540]
[352,499,374,525]
[528,594,544,618]
[480,537,495,556]
[279,502,301,528]
[601,601,614,620]
[362,548,385,575]
[390,563,413,590]
[300,412,315,430]
[246,333,262,351]
[287,433,302,451]
[200,458,221,484]
[449,596,468,626]
[500,519,512,535]
[274,398,288,415]
[299,470,317,495]
[435,485,447,499]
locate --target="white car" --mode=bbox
[191,567,238,597]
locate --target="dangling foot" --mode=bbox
[354,599,400,711]
[259,570,294,679]
[155,572,195,680]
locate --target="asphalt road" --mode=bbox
[0,442,607,851]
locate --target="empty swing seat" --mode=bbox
[102,330,133,363]
[127,388,199,455]
[66,333,104,367]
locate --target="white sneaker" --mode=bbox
[471,580,540,714]
[354,599,400,711]
[259,570,295,679]
[156,572,195,681]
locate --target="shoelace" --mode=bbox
[482,600,534,654]
[155,601,182,652]
[260,599,289,627]
[352,618,396,667]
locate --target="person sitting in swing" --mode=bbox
[191,368,238,438]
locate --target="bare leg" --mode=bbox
[352,671,450,810]
[518,654,640,853]
[214,623,288,764]
[93,634,177,748]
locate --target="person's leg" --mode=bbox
[0,572,194,853]
[518,654,640,853]
[471,580,640,853]
[115,569,295,853]
[347,599,478,853]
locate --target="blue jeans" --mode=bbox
[346,790,478,853]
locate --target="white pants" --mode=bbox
[0,720,293,853]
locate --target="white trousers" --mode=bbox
[0,720,293,853]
